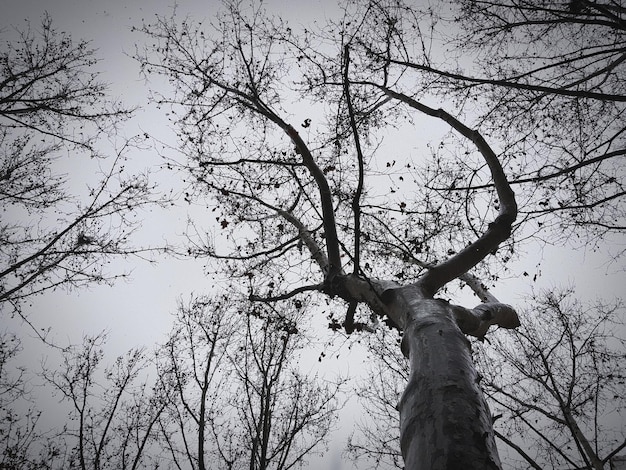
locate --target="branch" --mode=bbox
[343,45,366,276]
[283,123,343,280]
[602,438,626,466]
[489,391,581,468]
[220,85,344,280]
[451,302,520,339]
[494,430,543,470]
[524,190,626,214]
[276,209,330,275]
[191,232,301,262]
[429,148,626,191]
[365,210,500,303]
[379,87,517,295]
[199,73,343,280]
[194,174,330,275]
[250,283,325,302]
[379,53,626,102]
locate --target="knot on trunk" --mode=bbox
[452,302,520,339]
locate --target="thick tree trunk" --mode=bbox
[391,287,502,470]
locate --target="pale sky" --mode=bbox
[2,0,625,469]
[1,2,361,468]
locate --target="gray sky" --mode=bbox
[2,0,625,468]
[1,2,360,468]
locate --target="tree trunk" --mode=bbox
[391,287,502,470]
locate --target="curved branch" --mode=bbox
[364,210,500,303]
[283,123,343,279]
[224,86,344,280]
[276,209,329,276]
[524,190,626,214]
[429,148,626,191]
[379,87,517,295]
[193,234,301,262]
[212,79,343,279]
[377,52,626,102]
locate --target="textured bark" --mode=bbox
[385,286,502,470]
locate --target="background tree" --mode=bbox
[346,328,407,470]
[346,289,626,470]
[225,305,343,470]
[0,331,69,469]
[41,333,165,470]
[0,15,161,328]
[137,2,520,467]
[155,294,238,470]
[156,294,343,470]
[476,289,626,470]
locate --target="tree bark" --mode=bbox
[388,286,502,470]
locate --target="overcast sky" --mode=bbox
[2,1,625,468]
[1,0,346,339]
[1,2,357,468]
[4,0,622,341]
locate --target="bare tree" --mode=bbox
[136,2,521,467]
[0,332,70,469]
[155,294,239,470]
[346,328,407,470]
[347,289,626,470]
[476,289,626,470]
[156,294,343,470]
[226,306,343,470]
[41,333,165,470]
[0,15,161,327]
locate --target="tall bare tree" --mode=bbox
[155,294,239,470]
[0,331,70,469]
[346,328,407,470]
[41,333,166,470]
[156,294,343,470]
[347,289,626,470]
[0,15,161,328]
[476,289,626,470]
[136,2,520,467]
[227,306,343,470]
